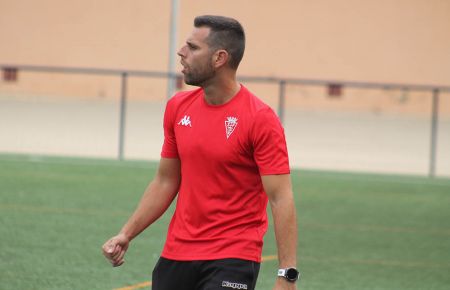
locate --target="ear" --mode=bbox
[212,50,229,68]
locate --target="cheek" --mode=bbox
[191,58,208,72]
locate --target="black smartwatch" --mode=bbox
[277,267,300,282]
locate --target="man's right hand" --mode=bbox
[102,233,130,267]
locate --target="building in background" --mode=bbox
[1,0,450,176]
[1,0,449,114]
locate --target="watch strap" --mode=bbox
[277,269,287,277]
[277,267,300,282]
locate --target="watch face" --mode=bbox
[286,268,299,281]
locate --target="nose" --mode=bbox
[177,45,186,57]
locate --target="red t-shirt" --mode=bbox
[160,85,290,262]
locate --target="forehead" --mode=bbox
[187,26,211,45]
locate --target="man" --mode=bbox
[102,15,299,290]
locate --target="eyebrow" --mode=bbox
[186,40,200,48]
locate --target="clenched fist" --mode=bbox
[102,233,130,267]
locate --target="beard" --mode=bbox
[183,60,216,87]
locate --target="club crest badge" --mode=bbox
[225,116,238,139]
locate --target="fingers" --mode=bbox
[103,240,115,255]
[113,259,125,267]
[102,238,117,257]
[109,244,120,260]
[102,238,126,267]
[112,247,126,267]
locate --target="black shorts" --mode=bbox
[152,257,260,290]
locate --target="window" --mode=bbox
[3,67,18,82]
[328,83,342,97]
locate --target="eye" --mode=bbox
[187,42,198,50]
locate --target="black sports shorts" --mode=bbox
[152,257,260,290]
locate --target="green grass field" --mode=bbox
[0,154,449,290]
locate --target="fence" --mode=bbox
[1,64,449,177]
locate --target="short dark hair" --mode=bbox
[194,15,245,69]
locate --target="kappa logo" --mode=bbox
[178,115,192,127]
[221,281,248,289]
[225,116,238,139]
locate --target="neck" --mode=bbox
[202,77,241,106]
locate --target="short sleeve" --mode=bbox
[251,108,290,175]
[161,99,179,158]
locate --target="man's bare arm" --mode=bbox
[262,174,298,289]
[102,157,181,266]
